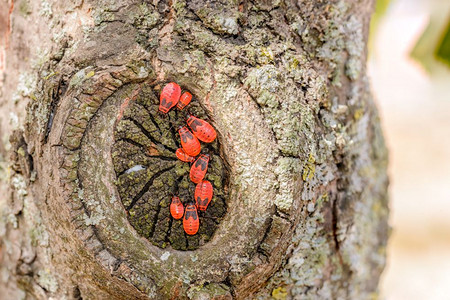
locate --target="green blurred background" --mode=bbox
[369,0,450,299]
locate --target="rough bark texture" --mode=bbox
[0,0,389,299]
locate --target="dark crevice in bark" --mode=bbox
[148,198,163,239]
[164,174,181,244]
[332,195,341,255]
[144,155,177,162]
[279,152,301,159]
[273,207,290,221]
[126,165,175,211]
[223,34,247,46]
[183,230,189,250]
[140,102,163,134]
[28,149,34,177]
[257,207,276,256]
[167,113,180,148]
[45,78,67,143]
[73,285,82,300]
[331,168,354,296]
[165,213,173,244]
[125,117,178,152]
[116,140,179,166]
[116,137,146,149]
[125,116,159,136]
[112,260,123,274]
[300,83,310,94]
[333,162,347,261]
[115,156,176,178]
[223,274,234,297]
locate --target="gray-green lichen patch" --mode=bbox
[243,64,324,157]
[112,84,228,250]
[344,15,365,81]
[186,282,232,300]
[309,1,366,83]
[187,0,241,35]
[274,157,302,213]
[35,269,58,293]
[284,1,367,87]
[15,72,38,102]
[39,1,53,19]
[11,174,28,202]
[129,4,160,30]
[83,198,106,226]
[254,192,341,299]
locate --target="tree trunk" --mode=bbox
[0,0,389,299]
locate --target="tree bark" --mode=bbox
[0,0,389,299]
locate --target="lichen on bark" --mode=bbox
[0,0,389,299]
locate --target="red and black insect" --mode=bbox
[175,148,195,163]
[170,196,184,219]
[183,203,199,235]
[190,154,210,183]
[195,180,213,211]
[177,92,192,110]
[178,126,201,157]
[186,115,217,143]
[159,82,181,113]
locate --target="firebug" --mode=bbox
[195,180,213,211]
[177,92,192,110]
[183,203,199,235]
[190,154,210,183]
[170,196,184,219]
[159,82,181,113]
[175,148,196,163]
[178,126,201,157]
[187,115,217,143]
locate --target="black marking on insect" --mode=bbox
[185,208,198,220]
[194,158,208,171]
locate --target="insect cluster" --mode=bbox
[159,82,217,236]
